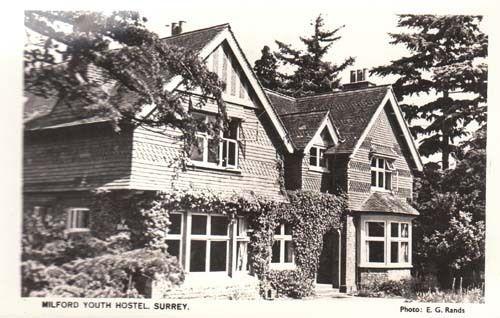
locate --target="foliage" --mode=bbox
[24,11,226,166]
[264,269,314,299]
[21,191,183,297]
[23,249,183,298]
[371,14,488,169]
[414,287,484,303]
[357,279,415,298]
[255,14,354,97]
[412,128,486,288]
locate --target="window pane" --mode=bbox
[284,241,294,263]
[224,121,238,139]
[191,215,207,235]
[236,242,248,271]
[371,157,376,167]
[227,141,236,166]
[391,242,399,263]
[368,241,385,263]
[319,149,326,167]
[367,222,385,237]
[169,214,182,235]
[378,171,384,187]
[78,210,90,228]
[190,240,206,272]
[378,158,384,168]
[309,147,318,166]
[401,224,409,238]
[237,217,248,237]
[391,223,399,238]
[371,170,377,186]
[166,240,180,257]
[207,139,219,163]
[211,216,228,235]
[385,172,392,190]
[210,241,227,271]
[284,224,292,235]
[190,136,204,161]
[271,241,280,263]
[274,224,282,235]
[401,242,409,262]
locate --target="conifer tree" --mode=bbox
[253,45,282,90]
[255,15,354,97]
[372,15,488,169]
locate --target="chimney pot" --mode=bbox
[171,22,178,36]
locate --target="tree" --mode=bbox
[372,15,488,169]
[255,15,354,97]
[412,126,486,288]
[24,11,226,162]
[253,45,282,91]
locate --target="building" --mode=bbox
[23,23,423,297]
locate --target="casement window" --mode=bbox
[235,217,250,272]
[309,146,328,169]
[166,212,183,260]
[190,113,239,169]
[271,223,294,267]
[371,157,395,190]
[188,214,229,272]
[360,216,412,267]
[66,208,90,231]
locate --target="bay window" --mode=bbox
[189,113,239,169]
[371,157,395,190]
[360,216,412,267]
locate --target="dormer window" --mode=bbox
[370,157,395,191]
[309,146,328,169]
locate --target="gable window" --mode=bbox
[66,208,90,231]
[360,216,412,267]
[271,223,295,268]
[371,157,395,190]
[190,113,239,169]
[309,146,328,169]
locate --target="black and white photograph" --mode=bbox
[1,1,499,317]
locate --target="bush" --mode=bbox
[357,279,415,298]
[263,269,314,299]
[23,249,184,297]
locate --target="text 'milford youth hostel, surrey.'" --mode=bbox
[23,23,424,297]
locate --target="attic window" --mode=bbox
[370,157,395,191]
[309,146,328,169]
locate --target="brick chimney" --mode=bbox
[170,20,186,36]
[342,68,375,91]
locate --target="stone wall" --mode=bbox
[358,268,411,287]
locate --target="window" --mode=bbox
[390,222,410,264]
[235,217,250,272]
[189,214,229,272]
[271,223,294,267]
[66,208,90,231]
[371,157,395,190]
[360,217,412,267]
[189,113,239,169]
[166,212,183,260]
[309,146,328,169]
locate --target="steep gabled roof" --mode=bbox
[279,110,330,149]
[161,23,228,53]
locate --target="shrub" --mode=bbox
[264,269,314,299]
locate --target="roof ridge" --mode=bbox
[279,109,329,117]
[264,88,297,101]
[295,85,391,101]
[160,23,229,41]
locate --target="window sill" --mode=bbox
[308,166,330,174]
[65,228,90,236]
[358,263,412,269]
[187,161,242,174]
[370,187,393,193]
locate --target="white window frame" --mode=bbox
[186,213,230,273]
[235,216,250,272]
[270,223,295,269]
[359,215,412,268]
[309,146,329,172]
[66,207,90,233]
[189,113,239,170]
[371,157,395,191]
[166,212,183,263]
[389,222,410,264]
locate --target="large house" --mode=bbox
[23,23,423,296]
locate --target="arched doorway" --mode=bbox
[316,229,341,288]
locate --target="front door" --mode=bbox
[317,230,340,288]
